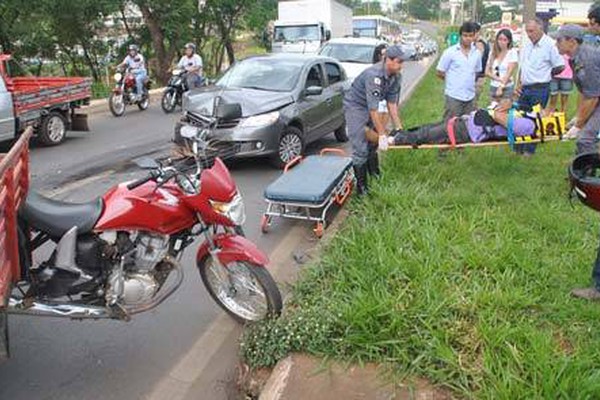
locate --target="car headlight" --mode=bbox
[210,193,246,226]
[238,111,280,128]
[114,72,122,82]
[180,124,200,139]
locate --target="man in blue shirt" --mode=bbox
[436,21,482,121]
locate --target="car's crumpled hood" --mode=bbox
[183,86,294,117]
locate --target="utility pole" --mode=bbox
[523,0,536,22]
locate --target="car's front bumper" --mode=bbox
[174,120,285,160]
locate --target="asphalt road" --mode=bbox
[0,54,434,400]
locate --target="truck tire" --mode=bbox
[0,309,8,361]
[38,111,67,146]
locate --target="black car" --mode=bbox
[177,53,348,168]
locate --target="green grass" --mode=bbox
[241,60,600,398]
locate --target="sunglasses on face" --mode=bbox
[495,66,500,77]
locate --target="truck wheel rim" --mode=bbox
[48,116,65,142]
[279,134,302,164]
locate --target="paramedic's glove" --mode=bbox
[378,134,389,151]
[564,126,581,141]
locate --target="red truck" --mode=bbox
[0,54,92,145]
[0,127,31,360]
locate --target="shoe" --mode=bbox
[571,287,600,300]
[353,164,369,196]
[366,151,380,178]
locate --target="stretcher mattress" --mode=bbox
[264,155,353,204]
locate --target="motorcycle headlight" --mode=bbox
[238,111,280,128]
[180,124,200,139]
[210,193,246,226]
[172,69,183,76]
[113,72,122,82]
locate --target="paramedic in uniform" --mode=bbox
[555,25,600,301]
[343,45,409,195]
[554,25,600,158]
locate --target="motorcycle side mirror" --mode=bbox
[133,157,160,169]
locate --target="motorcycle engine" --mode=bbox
[106,232,171,306]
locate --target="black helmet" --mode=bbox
[569,152,600,212]
[128,44,139,52]
[184,42,196,52]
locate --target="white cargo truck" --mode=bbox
[272,0,353,54]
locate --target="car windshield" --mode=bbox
[274,25,320,43]
[319,43,375,64]
[217,58,302,92]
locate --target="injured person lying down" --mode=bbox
[388,99,537,147]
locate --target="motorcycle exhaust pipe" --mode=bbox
[7,298,111,319]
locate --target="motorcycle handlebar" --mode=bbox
[126,173,156,190]
[126,168,180,191]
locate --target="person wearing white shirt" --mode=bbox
[514,19,565,155]
[436,21,483,121]
[118,44,147,100]
[177,43,204,89]
[486,29,518,103]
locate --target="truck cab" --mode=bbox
[272,20,330,54]
[0,65,15,142]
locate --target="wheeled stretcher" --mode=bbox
[261,149,354,238]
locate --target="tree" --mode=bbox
[407,0,440,20]
[481,5,502,24]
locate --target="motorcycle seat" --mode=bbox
[19,191,104,238]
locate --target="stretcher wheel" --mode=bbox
[314,222,324,238]
[261,215,271,234]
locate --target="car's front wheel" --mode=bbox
[271,126,304,169]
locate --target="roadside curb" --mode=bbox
[84,87,165,115]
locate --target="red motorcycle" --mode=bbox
[8,103,282,324]
[109,66,151,117]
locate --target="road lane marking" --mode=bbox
[145,224,306,400]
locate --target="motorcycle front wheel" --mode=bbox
[161,89,177,114]
[199,258,282,323]
[109,93,126,117]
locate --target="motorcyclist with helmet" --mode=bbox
[177,43,204,89]
[117,44,147,101]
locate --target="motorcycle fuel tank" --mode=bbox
[95,182,196,234]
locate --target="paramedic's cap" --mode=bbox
[386,45,411,61]
[555,24,585,41]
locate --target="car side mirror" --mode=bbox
[305,86,323,96]
[325,30,331,41]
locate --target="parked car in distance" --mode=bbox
[176,54,348,168]
[318,37,388,83]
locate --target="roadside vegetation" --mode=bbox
[241,62,600,397]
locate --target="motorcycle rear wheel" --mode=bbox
[138,95,150,111]
[199,258,282,323]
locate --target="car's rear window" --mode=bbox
[319,43,375,64]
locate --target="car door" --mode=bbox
[321,61,346,135]
[0,77,15,142]
[297,62,329,142]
